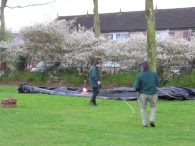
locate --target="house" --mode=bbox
[57,7,195,40]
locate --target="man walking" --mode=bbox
[134,61,160,127]
[89,61,101,106]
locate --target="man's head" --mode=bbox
[94,61,100,67]
[142,61,149,70]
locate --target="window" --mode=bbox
[108,34,113,40]
[116,34,120,39]
[108,32,128,40]
[156,31,168,36]
[103,61,120,67]
[189,29,194,37]
[121,34,128,40]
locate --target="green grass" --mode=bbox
[0,85,195,146]
[165,72,195,88]
[101,71,138,87]
[0,71,49,83]
[63,73,85,86]
[2,70,195,88]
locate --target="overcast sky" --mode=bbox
[4,0,195,32]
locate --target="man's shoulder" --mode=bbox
[90,65,95,69]
[90,65,97,72]
[137,71,144,77]
[148,70,155,73]
[149,70,157,74]
[138,70,158,75]
[148,70,159,77]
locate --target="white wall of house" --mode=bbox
[101,29,192,40]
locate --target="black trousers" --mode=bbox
[91,87,99,104]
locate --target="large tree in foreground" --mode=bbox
[93,0,100,38]
[145,0,156,72]
[0,0,7,41]
[0,0,56,40]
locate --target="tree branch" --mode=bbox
[6,0,57,9]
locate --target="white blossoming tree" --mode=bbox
[100,32,195,84]
[20,19,75,64]
[0,41,27,75]
[0,18,194,84]
[20,19,106,77]
[63,25,106,76]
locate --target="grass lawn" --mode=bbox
[0,84,195,146]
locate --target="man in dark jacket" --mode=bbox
[134,61,160,127]
[89,61,101,106]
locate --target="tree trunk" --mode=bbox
[93,0,100,38]
[1,61,7,76]
[145,0,156,72]
[1,0,7,41]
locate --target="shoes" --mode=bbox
[143,125,148,127]
[150,121,155,127]
[89,102,96,106]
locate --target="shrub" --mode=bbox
[13,55,27,73]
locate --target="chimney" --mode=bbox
[119,8,122,15]
[155,5,158,13]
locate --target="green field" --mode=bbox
[0,85,195,146]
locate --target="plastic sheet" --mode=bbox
[18,82,195,100]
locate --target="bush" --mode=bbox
[1,69,195,88]
[13,55,27,73]
[0,71,49,83]
[164,71,195,88]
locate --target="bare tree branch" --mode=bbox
[6,0,57,9]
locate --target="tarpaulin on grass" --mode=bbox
[18,82,195,100]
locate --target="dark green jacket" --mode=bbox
[89,65,100,87]
[134,69,160,94]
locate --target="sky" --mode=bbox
[4,0,195,32]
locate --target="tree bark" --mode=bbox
[1,61,7,76]
[1,0,7,41]
[93,0,100,38]
[0,0,7,76]
[145,0,156,72]
[0,0,55,41]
